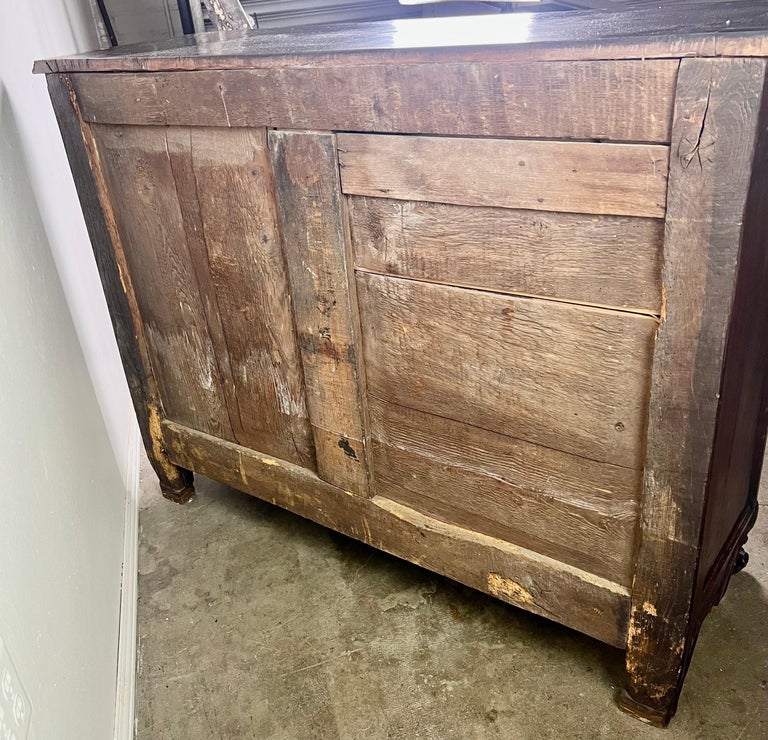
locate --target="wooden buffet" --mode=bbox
[37,1,768,726]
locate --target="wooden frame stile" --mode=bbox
[268,130,371,496]
[46,72,195,502]
[620,57,768,726]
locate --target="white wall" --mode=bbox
[2,1,137,486]
[0,1,131,738]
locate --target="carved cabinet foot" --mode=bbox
[157,465,195,504]
[160,478,195,504]
[733,547,749,573]
[618,687,676,728]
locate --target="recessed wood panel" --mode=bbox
[369,397,640,585]
[71,59,676,142]
[338,134,669,218]
[93,124,315,468]
[357,273,657,469]
[348,196,663,313]
[93,124,234,441]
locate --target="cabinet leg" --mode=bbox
[619,625,693,727]
[732,546,749,573]
[142,405,196,504]
[617,587,695,727]
[158,465,195,504]
[618,682,681,728]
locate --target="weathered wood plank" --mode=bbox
[269,131,368,493]
[357,273,657,469]
[620,58,768,727]
[71,59,677,143]
[161,418,631,648]
[369,397,640,585]
[163,127,245,450]
[46,75,194,499]
[348,196,663,313]
[182,126,315,468]
[338,134,669,218]
[91,124,234,441]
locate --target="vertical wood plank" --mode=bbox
[620,57,768,726]
[184,127,315,469]
[91,123,235,443]
[269,131,369,494]
[164,128,244,443]
[46,74,194,498]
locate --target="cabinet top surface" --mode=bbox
[34,1,768,74]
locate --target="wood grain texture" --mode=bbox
[357,272,656,469]
[163,128,244,446]
[46,74,194,496]
[161,418,631,648]
[269,131,368,493]
[93,124,315,467]
[620,58,768,726]
[70,59,676,143]
[369,397,640,585]
[348,196,663,313]
[92,124,235,441]
[338,134,669,218]
[33,2,768,74]
[175,126,315,468]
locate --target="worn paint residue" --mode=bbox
[487,572,534,606]
[147,404,180,479]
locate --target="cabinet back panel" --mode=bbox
[369,397,640,585]
[348,196,664,313]
[356,272,657,470]
[93,124,235,441]
[93,124,315,468]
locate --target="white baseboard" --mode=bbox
[114,419,141,740]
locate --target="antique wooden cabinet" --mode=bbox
[37,1,768,726]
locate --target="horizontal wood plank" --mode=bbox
[357,273,657,469]
[161,419,631,648]
[348,196,663,312]
[369,397,640,585]
[338,134,669,218]
[70,59,677,142]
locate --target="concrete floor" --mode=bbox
[136,462,767,739]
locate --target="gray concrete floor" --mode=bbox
[136,459,767,739]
